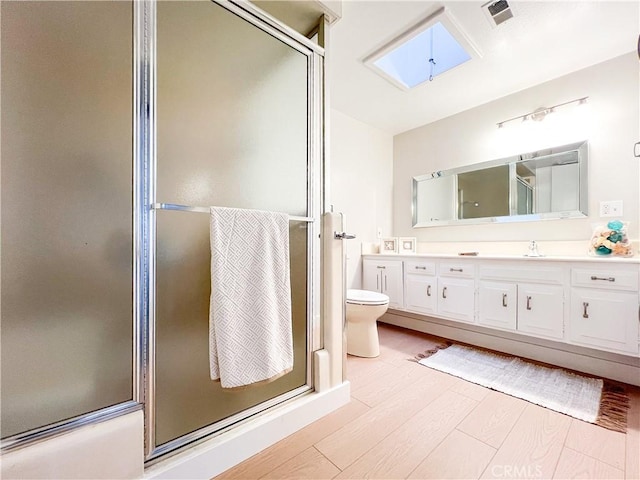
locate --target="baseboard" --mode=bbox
[144,382,351,480]
[381,311,640,387]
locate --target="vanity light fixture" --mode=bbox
[496,97,588,128]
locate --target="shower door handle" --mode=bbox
[334,231,356,240]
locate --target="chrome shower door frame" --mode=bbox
[134,0,325,461]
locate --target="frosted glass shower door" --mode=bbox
[154,1,314,451]
[1,1,133,439]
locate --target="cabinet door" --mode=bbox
[479,281,517,331]
[405,273,437,315]
[362,261,381,293]
[569,288,639,355]
[382,262,404,308]
[517,283,564,340]
[437,277,475,323]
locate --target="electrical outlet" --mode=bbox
[600,200,623,217]
[610,201,623,216]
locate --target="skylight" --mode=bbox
[364,8,480,91]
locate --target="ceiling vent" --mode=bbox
[482,0,514,28]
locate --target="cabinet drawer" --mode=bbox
[572,268,638,292]
[480,265,564,284]
[405,261,436,276]
[363,259,403,269]
[439,262,475,278]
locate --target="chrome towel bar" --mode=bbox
[151,203,314,223]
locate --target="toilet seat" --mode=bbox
[346,289,389,306]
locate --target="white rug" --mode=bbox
[417,344,627,431]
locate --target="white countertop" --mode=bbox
[362,253,640,264]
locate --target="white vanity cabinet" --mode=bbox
[403,259,475,322]
[478,263,566,340]
[363,254,639,359]
[568,267,640,355]
[363,253,640,386]
[362,258,404,308]
[437,262,476,323]
[404,260,437,315]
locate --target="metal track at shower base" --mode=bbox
[145,385,312,464]
[1,401,143,453]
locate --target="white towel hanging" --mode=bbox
[209,206,293,389]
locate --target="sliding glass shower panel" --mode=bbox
[157,1,308,215]
[1,1,133,438]
[155,217,308,445]
[156,1,309,446]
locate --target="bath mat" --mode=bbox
[415,344,629,433]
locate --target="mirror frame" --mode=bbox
[412,140,589,227]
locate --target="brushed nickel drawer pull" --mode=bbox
[415,266,427,270]
[427,285,431,297]
[377,265,386,269]
[450,268,463,273]
[442,286,447,299]
[526,296,532,311]
[583,302,589,318]
[590,275,615,282]
[502,293,507,308]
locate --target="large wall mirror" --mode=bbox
[412,141,588,227]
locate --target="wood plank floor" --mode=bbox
[216,324,640,480]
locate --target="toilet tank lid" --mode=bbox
[346,289,389,304]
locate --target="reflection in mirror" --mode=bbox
[457,165,510,219]
[412,141,588,227]
[518,150,580,214]
[414,174,455,223]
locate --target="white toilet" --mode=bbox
[346,289,390,357]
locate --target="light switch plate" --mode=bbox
[600,200,623,217]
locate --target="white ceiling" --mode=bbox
[329,1,639,135]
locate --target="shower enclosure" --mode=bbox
[2,0,324,462]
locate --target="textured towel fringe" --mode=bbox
[596,382,630,433]
[411,342,452,362]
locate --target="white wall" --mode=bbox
[330,109,394,288]
[394,52,639,246]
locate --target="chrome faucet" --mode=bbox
[527,240,542,257]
